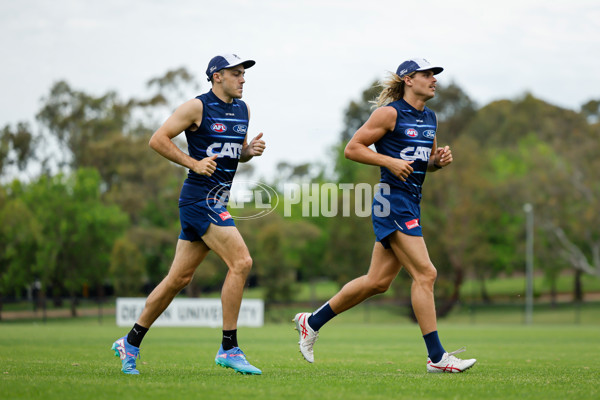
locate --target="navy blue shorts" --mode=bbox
[371,185,422,249]
[178,199,236,242]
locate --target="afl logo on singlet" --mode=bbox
[405,128,418,138]
[211,123,227,133]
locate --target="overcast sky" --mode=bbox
[1,0,599,179]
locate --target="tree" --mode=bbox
[235,209,317,305]
[0,194,42,319]
[444,94,600,303]
[33,69,199,292]
[428,81,477,143]
[68,169,131,312]
[36,81,132,170]
[15,168,129,314]
[581,99,600,123]
[110,237,145,296]
[540,114,600,281]
[0,122,36,179]
[339,80,380,143]
[145,67,200,110]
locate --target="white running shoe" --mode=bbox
[426,347,476,373]
[293,312,318,363]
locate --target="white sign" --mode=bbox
[116,298,264,327]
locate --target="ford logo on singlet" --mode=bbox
[233,124,247,134]
[405,128,418,138]
[423,130,436,139]
[211,123,227,133]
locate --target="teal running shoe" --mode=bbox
[111,336,140,375]
[215,345,262,375]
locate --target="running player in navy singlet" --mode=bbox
[112,54,265,375]
[294,59,477,373]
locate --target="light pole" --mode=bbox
[523,203,534,325]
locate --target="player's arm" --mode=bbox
[149,99,217,176]
[344,106,414,182]
[427,137,453,172]
[240,105,266,163]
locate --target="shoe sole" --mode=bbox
[215,359,262,375]
[427,360,477,373]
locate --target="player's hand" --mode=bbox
[435,145,453,168]
[193,154,218,176]
[246,133,266,157]
[387,159,414,182]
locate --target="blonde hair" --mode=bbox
[371,71,415,108]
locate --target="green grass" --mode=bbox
[1,317,599,400]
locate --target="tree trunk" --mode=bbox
[185,281,200,298]
[574,270,583,302]
[70,292,78,317]
[97,283,104,324]
[479,275,492,304]
[52,280,64,307]
[41,289,47,324]
[550,277,557,308]
[310,278,317,308]
[437,265,464,318]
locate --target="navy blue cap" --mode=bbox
[396,58,443,78]
[206,53,256,81]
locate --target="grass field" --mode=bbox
[1,314,599,400]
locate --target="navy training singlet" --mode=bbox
[374,98,438,198]
[178,90,249,207]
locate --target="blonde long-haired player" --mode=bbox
[294,58,476,373]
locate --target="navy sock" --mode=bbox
[423,330,445,363]
[126,323,148,348]
[307,302,337,331]
[222,329,238,350]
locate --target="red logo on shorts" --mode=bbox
[219,211,232,221]
[405,219,420,229]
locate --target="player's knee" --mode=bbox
[429,265,438,284]
[231,255,253,276]
[167,271,194,291]
[370,279,392,294]
[365,276,393,295]
[414,264,437,287]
